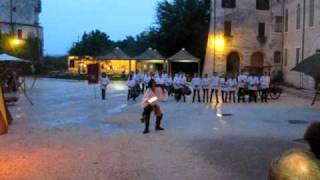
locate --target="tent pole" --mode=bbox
[312,92,318,105]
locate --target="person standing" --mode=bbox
[99,72,110,100]
[220,75,228,103]
[201,74,210,103]
[192,73,201,103]
[127,73,137,101]
[210,72,220,103]
[238,71,248,103]
[179,73,187,103]
[247,74,259,103]
[227,75,238,103]
[141,79,165,134]
[260,72,270,103]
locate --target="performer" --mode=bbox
[247,74,259,103]
[220,75,228,103]
[238,71,248,103]
[99,72,110,100]
[127,73,137,101]
[201,74,210,103]
[192,73,201,103]
[210,72,220,103]
[141,79,165,134]
[260,72,270,103]
[179,73,187,103]
[227,75,238,103]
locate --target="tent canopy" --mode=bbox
[167,48,199,63]
[135,48,165,61]
[96,47,132,60]
[0,54,30,63]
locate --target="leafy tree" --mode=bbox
[69,30,113,56]
[152,0,210,63]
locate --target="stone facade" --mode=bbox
[204,0,320,89]
[0,0,43,40]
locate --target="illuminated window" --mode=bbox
[69,60,75,68]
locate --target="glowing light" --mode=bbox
[214,35,225,52]
[11,38,23,46]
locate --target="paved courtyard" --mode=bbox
[0,78,319,180]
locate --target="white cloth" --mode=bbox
[142,88,163,108]
[99,77,110,90]
[227,78,238,91]
[156,76,165,85]
[247,76,259,91]
[220,78,229,92]
[210,76,220,90]
[192,77,201,90]
[201,78,210,89]
[127,79,137,88]
[143,75,151,85]
[260,75,270,89]
[238,75,248,88]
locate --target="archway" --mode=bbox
[250,52,264,75]
[226,52,240,75]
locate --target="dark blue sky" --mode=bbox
[41,0,161,55]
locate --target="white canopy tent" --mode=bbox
[0,53,30,63]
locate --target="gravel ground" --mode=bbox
[0,78,319,180]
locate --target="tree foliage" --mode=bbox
[69,30,113,56]
[68,0,210,65]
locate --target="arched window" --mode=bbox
[222,0,236,8]
[296,4,301,29]
[257,0,270,10]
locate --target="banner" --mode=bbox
[87,64,100,84]
[0,88,8,135]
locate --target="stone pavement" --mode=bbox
[0,78,319,180]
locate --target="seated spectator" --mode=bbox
[304,122,320,159]
[268,149,320,180]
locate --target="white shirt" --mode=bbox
[179,76,187,86]
[156,76,165,85]
[247,76,259,90]
[260,75,270,89]
[192,77,201,89]
[201,78,210,89]
[227,78,238,91]
[99,76,110,90]
[127,79,136,88]
[142,88,162,108]
[220,78,228,91]
[210,76,220,89]
[238,75,248,88]
[143,75,151,84]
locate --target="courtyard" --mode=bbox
[0,78,319,180]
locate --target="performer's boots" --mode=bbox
[143,117,150,134]
[156,115,165,131]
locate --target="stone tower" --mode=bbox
[0,0,43,40]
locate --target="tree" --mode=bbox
[152,0,210,62]
[69,30,113,56]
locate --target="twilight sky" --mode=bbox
[41,0,161,55]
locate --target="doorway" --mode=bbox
[226,52,240,75]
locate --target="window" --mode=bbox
[296,4,301,29]
[284,48,288,66]
[222,0,236,8]
[296,48,300,65]
[257,0,269,10]
[274,51,282,64]
[275,16,283,32]
[17,29,23,39]
[224,21,232,37]
[285,9,289,32]
[309,0,315,27]
[69,60,75,68]
[258,23,265,37]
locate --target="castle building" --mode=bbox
[204,0,320,89]
[0,0,43,41]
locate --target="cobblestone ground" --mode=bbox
[0,78,319,180]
